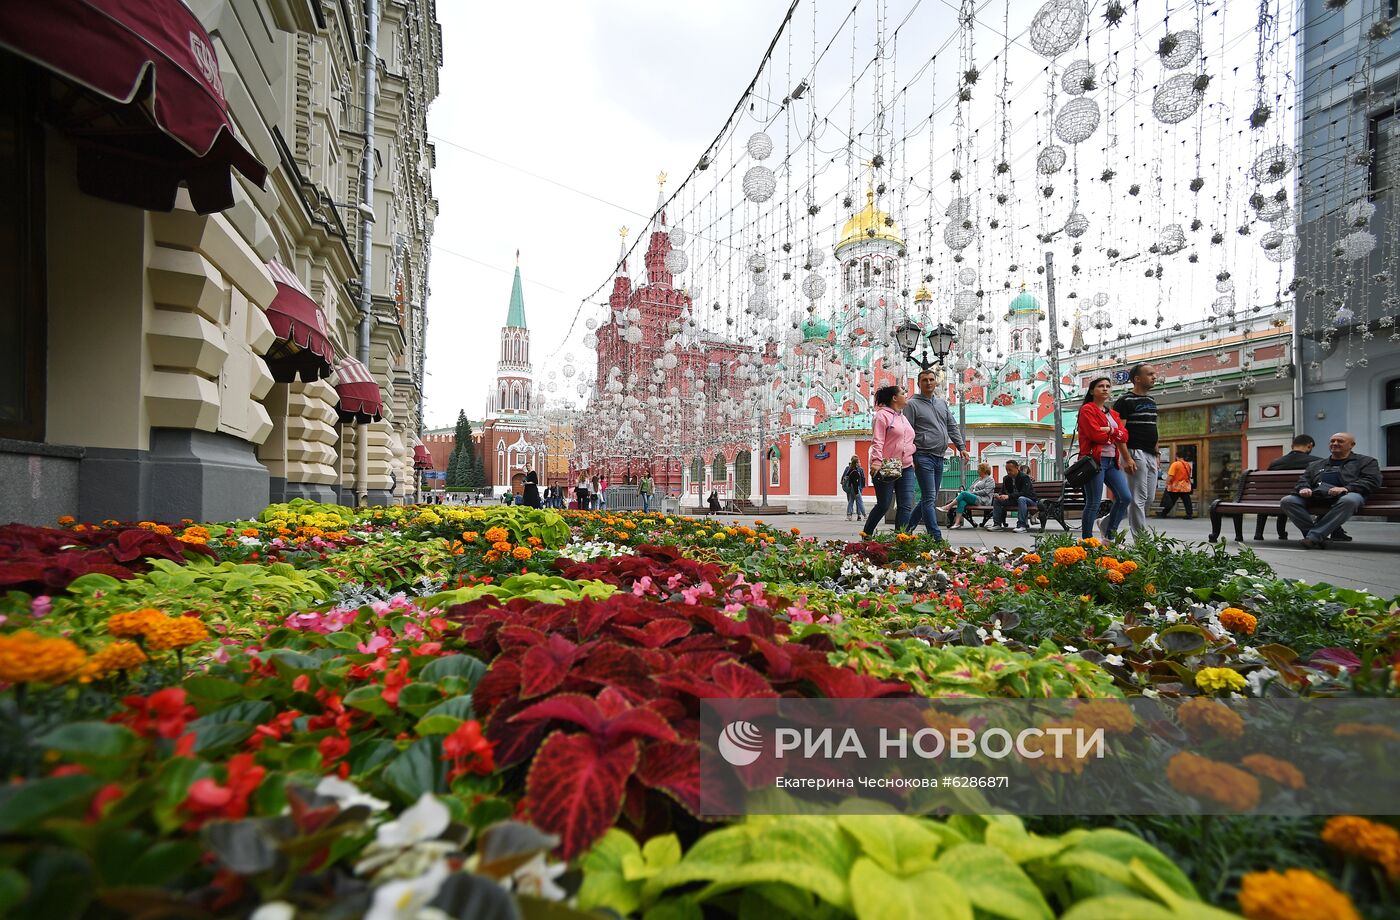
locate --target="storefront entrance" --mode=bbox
[1156,400,1248,506]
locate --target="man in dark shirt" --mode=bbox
[1267,435,1349,540]
[990,460,1037,532]
[1279,432,1382,548]
[1111,364,1159,540]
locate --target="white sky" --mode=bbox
[422,0,1298,429]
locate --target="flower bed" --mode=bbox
[0,508,1396,919]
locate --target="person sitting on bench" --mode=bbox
[990,460,1037,532]
[1268,434,1349,541]
[1279,432,1381,549]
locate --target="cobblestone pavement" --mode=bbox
[691,508,1400,599]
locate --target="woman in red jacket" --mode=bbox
[1076,376,1132,540]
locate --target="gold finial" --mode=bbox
[657,171,668,189]
[619,226,629,240]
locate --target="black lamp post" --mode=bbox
[894,320,957,371]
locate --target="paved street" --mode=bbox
[694,509,1400,599]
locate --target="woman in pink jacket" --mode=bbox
[862,384,917,536]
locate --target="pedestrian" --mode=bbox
[1280,432,1381,549]
[940,462,996,529]
[574,474,589,511]
[639,471,654,513]
[841,456,868,521]
[989,460,1038,532]
[599,475,609,510]
[522,469,541,508]
[902,368,970,541]
[589,475,599,509]
[707,490,721,514]
[1159,448,1195,519]
[1112,363,1159,540]
[1077,376,1132,541]
[862,385,917,537]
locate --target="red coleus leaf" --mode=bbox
[525,731,639,859]
[797,662,912,698]
[486,699,551,769]
[709,661,781,698]
[636,740,703,816]
[519,633,583,699]
[473,658,524,718]
[509,689,677,746]
[612,618,694,649]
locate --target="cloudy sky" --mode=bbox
[421,0,1298,429]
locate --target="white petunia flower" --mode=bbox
[1104,654,1125,666]
[1062,645,1079,653]
[316,776,391,813]
[375,794,450,850]
[509,853,568,901]
[365,860,450,920]
[251,903,296,920]
[1245,667,1279,696]
[1140,688,1161,699]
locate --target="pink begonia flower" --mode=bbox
[632,576,655,597]
[212,645,230,663]
[817,613,844,625]
[680,582,715,605]
[666,573,687,591]
[30,595,52,618]
[403,622,425,641]
[359,635,392,654]
[788,608,814,625]
[748,585,770,608]
[370,600,392,616]
[974,554,988,564]
[723,603,745,614]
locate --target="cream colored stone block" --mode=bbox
[147,310,229,377]
[150,209,278,310]
[247,301,278,355]
[250,357,275,402]
[148,248,226,321]
[287,461,337,484]
[146,370,220,431]
[248,403,273,445]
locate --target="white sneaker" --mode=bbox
[1015,525,1031,533]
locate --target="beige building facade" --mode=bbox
[0,0,440,524]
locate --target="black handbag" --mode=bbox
[1065,454,1100,489]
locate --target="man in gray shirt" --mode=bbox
[903,368,970,540]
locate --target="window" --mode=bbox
[1386,377,1400,410]
[1371,105,1399,197]
[0,57,46,441]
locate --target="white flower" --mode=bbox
[251,903,296,920]
[509,853,568,901]
[366,860,450,920]
[316,776,390,813]
[1163,611,1181,623]
[1233,568,1249,576]
[975,627,989,640]
[1104,654,1125,666]
[375,794,450,850]
[1236,646,1264,663]
[1062,645,1079,653]
[1246,666,1279,696]
[1140,688,1161,699]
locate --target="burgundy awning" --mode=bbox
[413,444,433,469]
[334,357,383,424]
[0,0,267,213]
[262,261,334,383]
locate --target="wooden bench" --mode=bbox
[950,481,1114,531]
[1208,467,1400,543]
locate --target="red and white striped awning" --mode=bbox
[334,356,382,424]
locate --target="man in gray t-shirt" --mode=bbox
[903,369,969,541]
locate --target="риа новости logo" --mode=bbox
[718,720,764,766]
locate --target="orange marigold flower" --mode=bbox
[1241,753,1306,791]
[462,531,480,542]
[1179,697,1245,740]
[57,515,76,526]
[144,616,211,651]
[1034,574,1050,588]
[1144,583,1157,595]
[1237,869,1360,920]
[107,608,170,638]
[1079,536,1102,548]
[1117,560,1138,574]
[1020,719,1097,775]
[491,541,513,553]
[1106,569,1126,584]
[1219,607,1258,635]
[1334,722,1400,743]
[484,550,502,563]
[790,527,801,535]
[85,641,149,678]
[1074,701,1137,735]
[241,528,260,537]
[1321,816,1400,879]
[527,536,543,547]
[1053,546,1088,566]
[1166,751,1260,811]
[484,527,510,544]
[512,546,533,561]
[0,631,87,685]
[1022,553,1042,564]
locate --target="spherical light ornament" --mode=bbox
[1211,295,1234,316]
[1346,199,1376,226]
[1037,145,1068,174]
[951,291,979,322]
[668,226,687,248]
[958,267,977,287]
[805,246,826,270]
[1055,97,1101,144]
[1334,307,1355,327]
[1152,73,1205,125]
[1093,292,1109,307]
[747,131,774,161]
[625,326,643,344]
[946,196,972,221]
[748,289,768,311]
[743,165,777,203]
[1250,145,1298,183]
[664,249,689,275]
[1064,212,1090,238]
[1338,230,1377,260]
[1159,224,1187,254]
[1029,0,1087,57]
[1216,278,1234,294]
[1260,231,1298,263]
[1062,60,1094,95]
[583,333,597,348]
[802,274,827,300]
[748,252,767,273]
[1271,208,1298,231]
[945,225,976,250]
[585,318,597,330]
[562,364,575,378]
[1160,30,1201,69]
[627,307,641,323]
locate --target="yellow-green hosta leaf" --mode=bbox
[849,857,972,920]
[836,814,949,874]
[936,843,1054,920]
[577,829,644,916]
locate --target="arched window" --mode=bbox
[862,259,871,287]
[885,260,894,286]
[845,263,856,292]
[498,384,506,410]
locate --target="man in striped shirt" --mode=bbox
[1112,364,1159,540]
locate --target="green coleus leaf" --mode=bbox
[849,857,972,920]
[936,843,1053,920]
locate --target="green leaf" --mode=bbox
[124,841,204,887]
[182,676,246,701]
[344,685,395,718]
[578,829,644,916]
[937,844,1053,920]
[422,694,476,723]
[622,834,683,882]
[191,723,256,755]
[849,857,972,920]
[1157,626,1208,656]
[421,654,488,688]
[837,814,947,875]
[1060,896,1181,920]
[0,774,103,833]
[0,866,29,913]
[384,738,446,802]
[188,700,273,729]
[324,631,363,650]
[983,821,1073,864]
[1056,830,1199,902]
[37,722,142,760]
[397,682,444,716]
[642,899,704,920]
[415,715,465,736]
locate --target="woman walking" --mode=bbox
[862,385,917,536]
[574,474,589,511]
[938,462,996,528]
[589,475,600,510]
[522,469,541,508]
[841,456,867,521]
[1159,449,1195,519]
[1077,377,1132,541]
[599,475,610,510]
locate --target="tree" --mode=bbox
[446,410,478,490]
[446,450,461,489]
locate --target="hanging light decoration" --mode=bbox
[746,131,774,160]
[1159,30,1202,69]
[743,165,777,202]
[664,249,689,275]
[802,274,827,300]
[1037,145,1068,174]
[1029,0,1087,57]
[1152,73,1205,124]
[1055,97,1101,144]
[1061,60,1095,94]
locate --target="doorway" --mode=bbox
[1159,441,1202,506]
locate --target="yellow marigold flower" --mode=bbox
[0,631,87,685]
[712,532,727,541]
[1241,754,1306,791]
[144,616,210,651]
[1022,553,1042,564]
[57,515,76,526]
[462,531,480,542]
[1334,722,1400,743]
[512,546,533,561]
[1237,869,1360,920]
[85,641,148,678]
[1166,751,1260,811]
[1321,816,1400,879]
[491,541,513,553]
[1219,608,1258,635]
[484,527,510,544]
[1106,569,1126,584]
[1179,698,1245,740]
[1144,583,1157,595]
[106,608,170,638]
[1074,701,1136,735]
[1195,667,1247,695]
[1079,594,1092,603]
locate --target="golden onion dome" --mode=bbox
[836,191,904,253]
[914,285,933,303]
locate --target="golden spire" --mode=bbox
[656,170,668,190]
[619,226,629,240]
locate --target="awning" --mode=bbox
[262,261,334,383]
[413,443,433,469]
[334,357,383,424]
[0,0,267,213]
